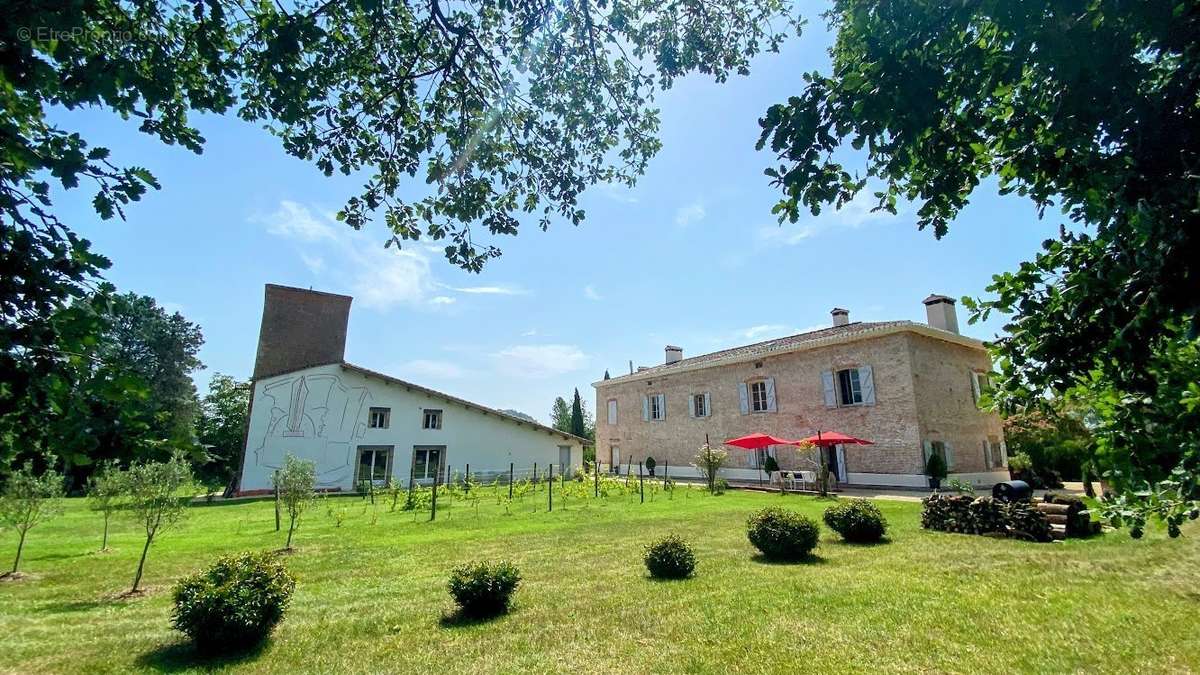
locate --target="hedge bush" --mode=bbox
[171,552,295,653]
[447,561,521,618]
[823,499,888,543]
[746,507,820,561]
[643,534,696,579]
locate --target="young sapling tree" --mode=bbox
[0,462,65,577]
[276,455,317,549]
[87,460,126,551]
[125,453,193,593]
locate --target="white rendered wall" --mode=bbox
[239,363,582,492]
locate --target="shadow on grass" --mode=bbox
[438,608,512,629]
[645,574,695,583]
[35,598,118,614]
[136,639,269,672]
[829,537,892,548]
[749,553,828,566]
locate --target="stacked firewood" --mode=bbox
[1036,493,1101,539]
[921,493,1086,543]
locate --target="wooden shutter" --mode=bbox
[703,392,711,417]
[738,382,749,415]
[765,377,777,412]
[999,441,1008,467]
[922,441,933,470]
[688,394,696,418]
[821,370,837,408]
[835,445,847,482]
[657,394,666,420]
[607,399,617,425]
[944,442,955,470]
[982,439,993,468]
[642,396,649,421]
[970,372,981,404]
[859,366,875,404]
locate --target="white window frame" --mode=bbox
[411,445,444,481]
[749,380,769,413]
[693,393,708,418]
[648,393,665,421]
[368,407,390,429]
[422,408,443,430]
[356,445,393,485]
[836,368,864,406]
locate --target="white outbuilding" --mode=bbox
[235,284,586,495]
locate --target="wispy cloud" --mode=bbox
[674,200,706,227]
[257,201,440,311]
[597,182,639,204]
[584,284,602,301]
[446,284,530,296]
[400,359,468,379]
[430,296,456,305]
[521,328,539,337]
[755,189,908,247]
[492,344,588,379]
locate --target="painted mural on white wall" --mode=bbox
[251,373,371,485]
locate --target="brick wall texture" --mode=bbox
[253,284,353,379]
[593,328,1003,478]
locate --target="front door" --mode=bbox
[826,445,847,483]
[558,445,571,476]
[411,445,446,484]
[610,446,620,473]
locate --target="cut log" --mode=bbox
[1049,524,1067,540]
[1036,503,1072,515]
[1045,514,1069,525]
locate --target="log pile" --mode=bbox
[921,493,1068,542]
[1036,493,1101,538]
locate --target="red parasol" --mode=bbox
[723,433,804,449]
[794,430,875,447]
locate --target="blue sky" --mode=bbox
[55,17,1064,425]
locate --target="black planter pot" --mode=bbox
[928,476,942,490]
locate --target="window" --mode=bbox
[422,408,442,430]
[357,446,393,485]
[984,435,1005,468]
[925,440,951,471]
[368,407,390,429]
[971,371,993,404]
[749,380,769,412]
[412,445,444,481]
[607,399,618,425]
[837,368,863,406]
[692,393,708,418]
[648,394,665,421]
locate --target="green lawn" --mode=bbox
[1,486,1198,673]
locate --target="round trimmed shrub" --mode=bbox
[746,507,820,561]
[643,534,696,579]
[171,552,295,653]
[823,498,888,543]
[447,561,521,618]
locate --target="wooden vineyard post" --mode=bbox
[639,462,645,504]
[430,464,439,521]
[594,463,600,498]
[533,462,538,486]
[509,462,515,500]
[664,460,669,487]
[273,470,281,531]
[464,463,470,493]
[548,464,554,512]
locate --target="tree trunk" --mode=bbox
[101,514,110,551]
[11,529,27,574]
[286,515,296,549]
[132,533,154,592]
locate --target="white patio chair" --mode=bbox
[797,471,817,490]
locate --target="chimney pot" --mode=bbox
[831,307,850,327]
[923,294,960,334]
[664,345,683,364]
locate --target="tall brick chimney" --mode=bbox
[923,294,960,334]
[252,284,353,379]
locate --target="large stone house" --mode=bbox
[235,284,586,495]
[592,295,1008,488]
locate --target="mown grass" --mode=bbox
[1,485,1197,674]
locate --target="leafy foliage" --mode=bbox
[746,507,820,561]
[756,0,1200,533]
[0,462,64,574]
[195,374,250,489]
[171,552,296,653]
[643,534,696,579]
[86,460,126,551]
[275,455,317,549]
[125,453,193,592]
[693,444,728,494]
[447,560,521,618]
[1004,404,1092,482]
[823,498,887,543]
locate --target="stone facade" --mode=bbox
[593,320,1007,488]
